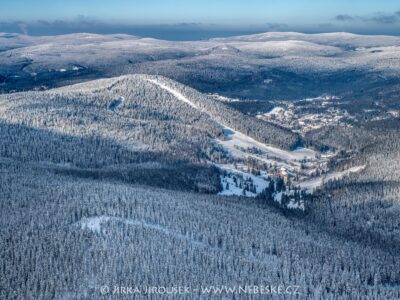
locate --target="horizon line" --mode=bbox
[2,30,400,42]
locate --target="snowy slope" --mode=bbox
[2,31,400,95]
[218,164,270,197]
[299,165,366,192]
[147,79,198,109]
[146,77,329,204]
[147,78,316,162]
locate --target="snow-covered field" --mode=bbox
[219,128,316,161]
[218,164,269,197]
[299,165,366,192]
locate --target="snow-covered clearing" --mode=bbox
[81,216,171,235]
[299,165,365,192]
[80,216,110,233]
[208,93,241,103]
[287,199,305,210]
[218,164,269,197]
[265,106,286,116]
[217,165,305,210]
[219,128,316,161]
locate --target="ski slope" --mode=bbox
[147,78,316,163]
[147,79,198,109]
[146,77,336,203]
[299,165,366,192]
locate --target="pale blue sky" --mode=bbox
[1,0,399,39]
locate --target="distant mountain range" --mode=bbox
[1,32,400,102]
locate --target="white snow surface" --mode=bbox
[147,79,198,109]
[287,200,305,211]
[265,107,285,116]
[220,129,316,161]
[218,164,269,197]
[80,216,181,237]
[299,165,366,192]
[80,216,110,233]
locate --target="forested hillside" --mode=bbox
[309,128,400,255]
[1,160,399,299]
[0,75,308,197]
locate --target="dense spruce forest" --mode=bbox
[1,160,400,299]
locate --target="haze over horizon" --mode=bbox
[1,0,400,40]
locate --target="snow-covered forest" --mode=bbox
[1,159,399,299]
[1,31,400,299]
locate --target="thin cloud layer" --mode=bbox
[1,10,400,40]
[336,10,400,24]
